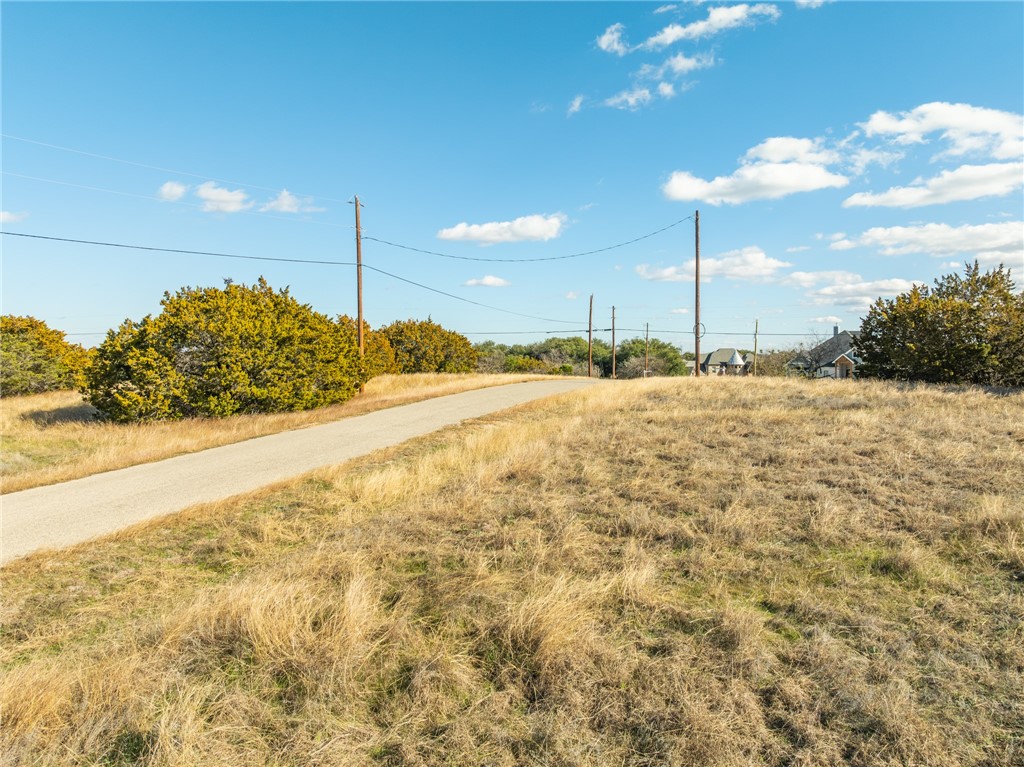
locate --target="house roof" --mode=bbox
[703,348,743,366]
[807,330,861,366]
[726,350,745,366]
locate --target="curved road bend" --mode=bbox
[1,379,597,565]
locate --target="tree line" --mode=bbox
[3,263,1020,422]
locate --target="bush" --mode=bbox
[337,316,399,380]
[857,262,1024,386]
[380,319,477,374]
[85,279,364,422]
[0,315,90,396]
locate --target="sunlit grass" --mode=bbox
[0,373,549,493]
[2,377,1022,765]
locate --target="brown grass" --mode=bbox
[0,373,548,493]
[1,377,1022,765]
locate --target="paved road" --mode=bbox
[1,379,597,565]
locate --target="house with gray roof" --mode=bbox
[700,348,751,376]
[787,327,860,379]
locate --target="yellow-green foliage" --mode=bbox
[381,318,477,374]
[85,279,364,422]
[337,315,399,379]
[0,315,91,396]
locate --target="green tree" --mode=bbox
[381,319,477,374]
[85,279,364,422]
[1,315,91,395]
[614,337,688,377]
[337,316,399,380]
[857,262,1023,386]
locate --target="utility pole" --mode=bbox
[352,195,365,357]
[753,318,759,376]
[694,209,701,377]
[611,306,617,379]
[588,294,594,378]
[645,322,650,377]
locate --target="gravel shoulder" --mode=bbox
[1,379,596,565]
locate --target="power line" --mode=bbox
[362,215,693,263]
[1,171,355,230]
[1,231,579,325]
[2,133,351,204]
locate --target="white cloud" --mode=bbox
[566,291,579,300]
[664,161,848,205]
[854,221,1024,265]
[638,52,716,81]
[813,315,844,323]
[745,137,838,165]
[861,101,1024,161]
[158,181,187,202]
[809,278,919,310]
[604,87,653,111]
[829,239,857,251]
[0,211,28,223]
[465,275,511,287]
[597,23,629,55]
[567,95,584,116]
[785,245,811,253]
[845,146,904,175]
[795,0,828,8]
[195,181,253,213]
[637,246,792,282]
[842,162,1023,208]
[783,270,861,289]
[643,3,780,48]
[261,189,300,213]
[658,82,676,98]
[828,232,846,241]
[438,213,567,244]
[670,307,690,314]
[654,4,677,14]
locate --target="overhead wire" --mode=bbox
[362,215,693,263]
[1,231,578,325]
[2,133,351,204]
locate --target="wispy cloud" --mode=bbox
[642,3,780,49]
[0,211,29,223]
[259,189,324,214]
[465,275,511,287]
[195,181,253,213]
[854,221,1024,265]
[654,4,678,14]
[566,291,579,300]
[567,95,584,117]
[597,23,630,55]
[158,181,187,202]
[438,213,567,244]
[604,87,653,111]
[843,162,1023,208]
[785,245,811,253]
[637,246,791,282]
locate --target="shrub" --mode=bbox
[857,262,1023,385]
[85,279,364,422]
[380,319,477,374]
[0,315,91,396]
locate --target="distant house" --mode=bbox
[787,327,860,379]
[700,348,751,376]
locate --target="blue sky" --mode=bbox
[2,1,1022,353]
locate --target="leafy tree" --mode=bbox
[85,279,364,422]
[1,315,91,395]
[337,316,399,380]
[857,262,1023,386]
[614,337,688,377]
[381,318,477,374]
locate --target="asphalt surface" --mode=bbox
[1,379,597,565]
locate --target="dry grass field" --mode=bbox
[0,373,547,493]
[1,377,1022,766]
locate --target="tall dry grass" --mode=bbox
[1,377,1022,765]
[0,373,548,493]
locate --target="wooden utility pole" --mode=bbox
[353,195,365,357]
[645,323,650,377]
[588,294,594,377]
[753,318,759,376]
[694,209,701,377]
[611,306,617,379]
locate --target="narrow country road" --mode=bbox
[1,379,597,565]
